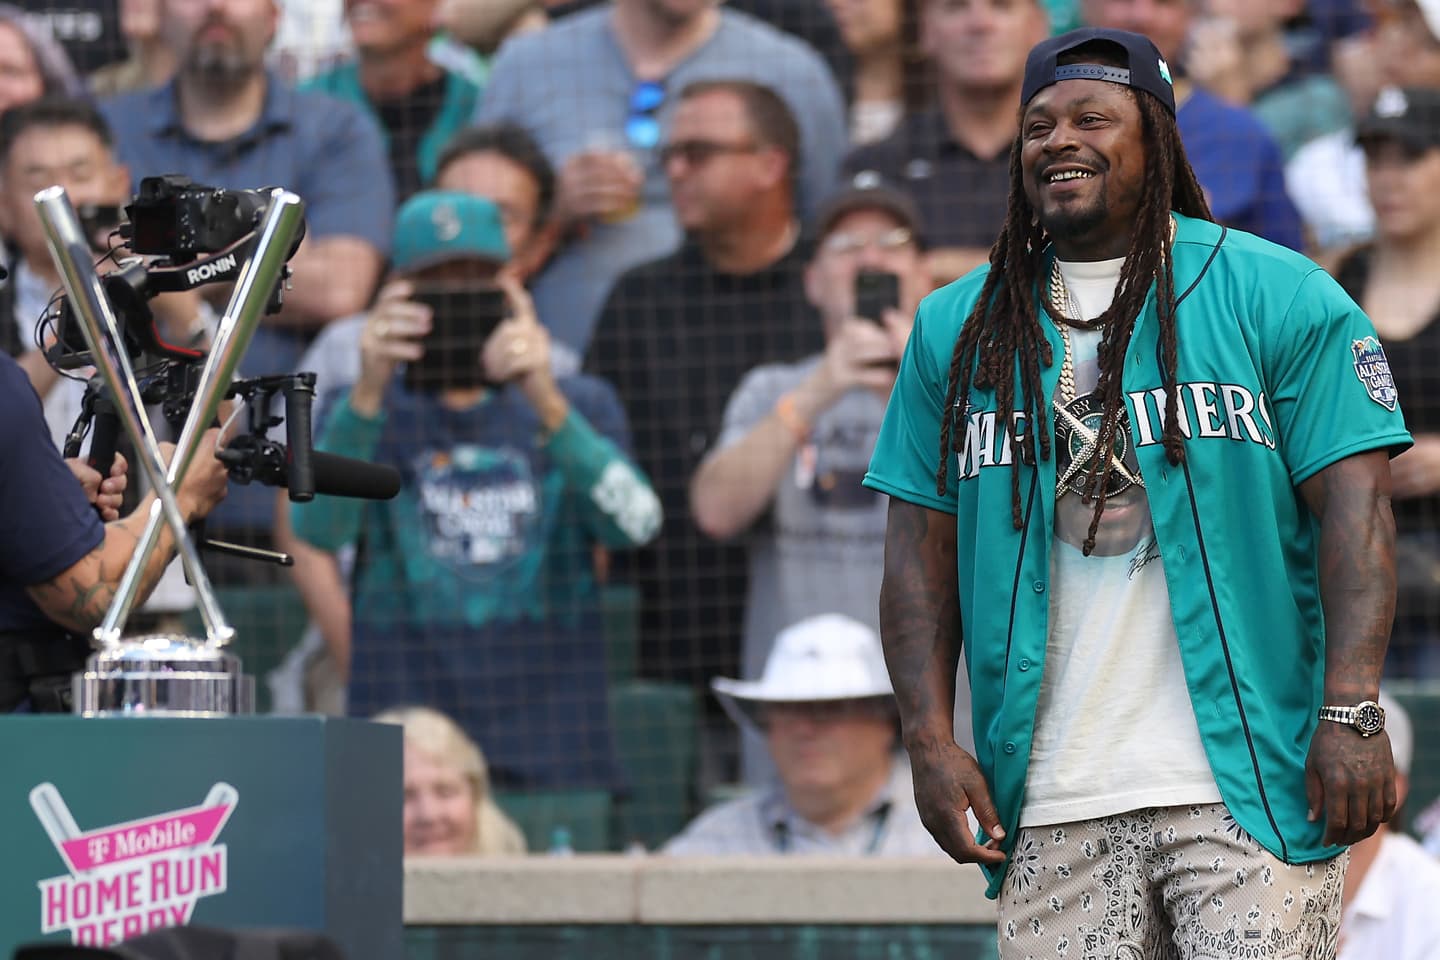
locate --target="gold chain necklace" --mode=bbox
[1048,258,1081,405]
[1047,216,1177,406]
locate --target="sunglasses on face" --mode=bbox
[820,227,915,257]
[658,139,761,168]
[625,80,667,150]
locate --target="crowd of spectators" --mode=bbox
[2,0,1439,915]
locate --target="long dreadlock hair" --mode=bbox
[934,51,1212,556]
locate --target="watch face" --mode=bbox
[1355,701,1385,736]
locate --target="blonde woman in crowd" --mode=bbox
[375,706,528,857]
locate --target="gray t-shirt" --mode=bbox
[477,6,847,355]
[718,357,975,783]
[717,357,888,682]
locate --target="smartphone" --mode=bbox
[403,287,510,394]
[855,270,900,326]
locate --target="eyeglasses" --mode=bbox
[625,80,666,150]
[820,227,915,256]
[658,139,761,168]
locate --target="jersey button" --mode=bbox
[1032,580,1045,593]
[1003,741,1017,754]
[1018,658,1032,671]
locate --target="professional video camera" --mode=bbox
[39,174,398,565]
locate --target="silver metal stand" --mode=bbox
[35,185,305,717]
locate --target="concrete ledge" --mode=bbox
[637,857,992,924]
[404,856,637,924]
[404,856,997,926]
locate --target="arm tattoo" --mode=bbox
[879,499,963,747]
[29,515,175,635]
[1306,453,1396,701]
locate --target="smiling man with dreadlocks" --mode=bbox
[863,26,1414,959]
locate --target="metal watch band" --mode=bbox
[1317,700,1385,737]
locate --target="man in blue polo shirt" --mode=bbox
[100,0,395,380]
[867,27,1409,958]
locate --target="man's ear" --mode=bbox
[0,174,15,238]
[509,222,562,282]
[109,162,132,205]
[264,0,281,46]
[755,146,792,193]
[918,0,940,61]
[802,256,824,311]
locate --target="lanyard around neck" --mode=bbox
[772,802,892,854]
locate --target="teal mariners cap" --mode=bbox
[391,190,510,272]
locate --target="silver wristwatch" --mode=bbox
[1318,700,1386,737]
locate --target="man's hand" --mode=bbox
[26,432,228,635]
[909,737,1007,865]
[483,274,568,431]
[352,280,431,416]
[161,429,229,523]
[803,315,905,411]
[553,149,642,224]
[67,453,128,522]
[1305,721,1398,845]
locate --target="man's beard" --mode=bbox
[1040,187,1109,244]
[642,0,710,30]
[184,42,257,89]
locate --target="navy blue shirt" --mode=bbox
[0,352,103,631]
[1179,88,1304,251]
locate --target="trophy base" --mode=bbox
[73,633,255,717]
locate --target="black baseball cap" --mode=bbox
[1022,27,1176,115]
[814,171,927,249]
[1356,86,1440,154]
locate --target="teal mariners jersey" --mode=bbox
[864,213,1413,898]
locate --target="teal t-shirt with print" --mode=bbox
[864,213,1412,897]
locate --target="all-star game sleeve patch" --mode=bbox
[1352,336,1398,411]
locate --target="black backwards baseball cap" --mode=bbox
[814,170,927,249]
[1021,27,1177,115]
[1356,86,1440,154]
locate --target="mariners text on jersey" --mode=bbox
[956,381,1278,480]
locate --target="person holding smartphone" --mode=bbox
[291,190,662,793]
[688,179,932,785]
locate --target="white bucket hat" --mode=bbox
[1417,0,1440,43]
[711,614,894,731]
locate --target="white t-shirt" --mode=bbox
[1019,254,1221,828]
[1340,832,1440,960]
